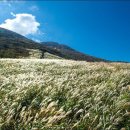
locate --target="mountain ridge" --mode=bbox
[0,27,106,61]
[41,42,106,61]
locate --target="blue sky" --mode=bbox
[0,1,130,62]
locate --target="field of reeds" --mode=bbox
[0,59,130,130]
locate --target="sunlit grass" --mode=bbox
[0,59,130,130]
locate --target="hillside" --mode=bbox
[0,27,43,58]
[0,59,130,130]
[42,42,105,61]
[0,27,106,61]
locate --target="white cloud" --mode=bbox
[0,13,40,36]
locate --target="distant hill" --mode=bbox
[0,27,106,61]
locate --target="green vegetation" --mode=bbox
[28,49,42,59]
[0,49,29,58]
[0,59,130,130]
[44,52,63,59]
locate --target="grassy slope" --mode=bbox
[0,59,130,130]
[44,52,63,59]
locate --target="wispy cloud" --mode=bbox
[0,13,40,36]
[10,12,15,17]
[29,5,39,11]
[8,3,11,7]
[1,0,12,7]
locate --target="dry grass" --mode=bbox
[0,59,130,130]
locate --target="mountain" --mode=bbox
[0,27,42,58]
[41,42,106,61]
[0,27,106,61]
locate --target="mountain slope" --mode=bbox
[42,42,106,62]
[0,27,43,58]
[0,27,106,61]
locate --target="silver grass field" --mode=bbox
[0,59,130,130]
